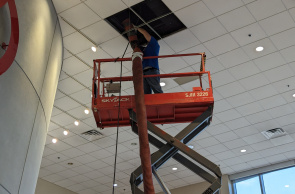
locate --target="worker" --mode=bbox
[136,27,163,94]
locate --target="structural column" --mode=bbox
[0,0,63,193]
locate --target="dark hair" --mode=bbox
[138,34,148,47]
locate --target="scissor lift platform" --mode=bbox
[92,53,214,129]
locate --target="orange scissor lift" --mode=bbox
[92,53,222,194]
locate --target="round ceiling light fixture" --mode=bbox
[240,149,247,153]
[256,46,264,52]
[74,120,79,126]
[52,138,57,143]
[63,130,69,136]
[91,46,97,52]
[172,167,178,171]
[84,109,90,114]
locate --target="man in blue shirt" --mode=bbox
[137,27,163,94]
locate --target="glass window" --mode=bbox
[263,166,295,194]
[235,176,262,194]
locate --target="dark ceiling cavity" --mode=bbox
[105,0,186,42]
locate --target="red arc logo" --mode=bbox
[0,0,19,75]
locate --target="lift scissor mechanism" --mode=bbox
[92,52,222,194]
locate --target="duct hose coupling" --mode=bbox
[132,52,143,61]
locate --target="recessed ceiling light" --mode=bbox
[256,46,264,52]
[113,184,118,187]
[52,138,57,143]
[160,82,166,87]
[84,109,90,114]
[63,130,69,136]
[188,145,194,149]
[172,167,177,171]
[293,94,295,98]
[74,120,79,126]
[285,185,290,188]
[91,46,97,52]
[241,149,246,153]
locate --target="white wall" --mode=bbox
[0,0,62,193]
[35,179,77,194]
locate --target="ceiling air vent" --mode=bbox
[261,128,286,139]
[81,129,103,141]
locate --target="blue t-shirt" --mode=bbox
[142,36,160,70]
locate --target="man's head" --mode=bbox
[138,34,148,48]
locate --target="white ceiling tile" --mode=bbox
[59,71,69,81]
[85,0,127,18]
[251,120,281,133]
[48,128,75,141]
[247,158,270,168]
[242,38,277,60]
[76,142,101,153]
[63,135,89,147]
[282,0,295,9]
[61,147,85,158]
[217,48,250,68]
[249,84,279,100]
[162,0,198,11]
[69,174,91,183]
[45,152,69,163]
[223,157,243,166]
[215,131,239,143]
[158,40,176,55]
[59,17,76,37]
[99,36,132,58]
[190,18,227,43]
[218,6,255,32]
[160,57,188,73]
[259,95,287,110]
[211,70,236,87]
[51,106,63,117]
[236,102,264,116]
[247,0,286,20]
[267,104,294,118]
[52,0,81,13]
[290,7,295,20]
[204,0,244,16]
[66,121,93,135]
[57,169,79,179]
[196,136,221,147]
[223,139,248,149]
[270,135,294,146]
[180,44,213,65]
[67,106,92,121]
[226,92,255,107]
[175,1,214,27]
[280,46,295,63]
[230,23,267,46]
[239,152,263,163]
[79,180,100,188]
[242,0,256,4]
[254,52,286,71]
[276,113,295,126]
[239,73,270,90]
[251,140,274,151]
[164,29,200,52]
[39,168,53,178]
[62,56,89,76]
[63,48,72,60]
[58,77,85,94]
[86,160,109,170]
[41,158,55,168]
[60,4,101,29]
[54,96,81,111]
[55,179,77,188]
[43,174,64,183]
[48,122,60,131]
[121,0,143,7]
[213,99,233,113]
[259,11,295,36]
[216,82,246,98]
[71,89,92,105]
[92,136,116,148]
[228,61,260,80]
[89,149,113,159]
[47,139,72,152]
[73,69,93,88]
[204,34,239,56]
[51,112,74,126]
[214,150,236,161]
[225,118,251,130]
[265,154,288,164]
[71,165,94,174]
[270,27,295,50]
[272,76,295,93]
[234,126,259,138]
[204,57,225,74]
[230,163,251,172]
[77,47,111,67]
[44,163,66,174]
[214,109,242,122]
[82,170,105,179]
[63,32,94,54]
[81,20,120,45]
[245,111,273,124]
[67,184,86,192]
